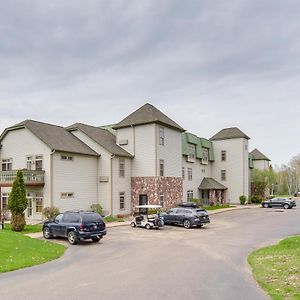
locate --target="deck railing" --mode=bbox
[0,170,45,186]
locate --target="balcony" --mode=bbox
[0,170,45,187]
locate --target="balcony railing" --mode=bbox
[0,170,45,187]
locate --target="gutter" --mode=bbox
[110,154,115,216]
[50,149,56,207]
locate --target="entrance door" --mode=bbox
[139,194,148,213]
[27,199,33,218]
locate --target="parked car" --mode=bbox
[162,207,210,229]
[177,202,199,208]
[131,205,164,230]
[42,210,106,245]
[262,198,296,209]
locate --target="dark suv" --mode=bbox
[42,211,106,245]
[262,198,296,209]
[163,207,210,229]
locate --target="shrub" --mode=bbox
[90,203,104,216]
[42,206,60,220]
[239,195,247,205]
[250,195,264,204]
[7,170,28,231]
[191,198,204,206]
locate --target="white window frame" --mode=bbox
[159,159,164,176]
[202,148,208,164]
[188,144,196,162]
[159,127,165,146]
[119,192,125,210]
[26,155,43,170]
[221,150,226,162]
[61,192,74,199]
[187,190,193,202]
[119,158,125,178]
[182,167,185,180]
[188,168,192,181]
[1,192,9,211]
[1,158,12,171]
[61,155,73,161]
[221,170,226,181]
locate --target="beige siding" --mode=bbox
[182,156,213,201]
[116,127,135,156]
[0,128,51,219]
[156,125,182,177]
[52,152,98,212]
[111,157,132,215]
[212,138,249,203]
[253,160,270,170]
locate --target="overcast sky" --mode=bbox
[0,1,299,166]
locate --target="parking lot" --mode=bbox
[0,204,299,300]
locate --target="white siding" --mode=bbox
[0,128,51,219]
[182,156,213,201]
[156,125,182,177]
[116,127,135,156]
[52,152,98,212]
[253,160,270,170]
[212,138,249,203]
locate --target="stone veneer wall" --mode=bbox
[131,177,183,211]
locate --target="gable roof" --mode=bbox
[210,127,250,141]
[250,148,270,161]
[199,177,227,190]
[67,123,133,158]
[112,103,185,132]
[0,120,98,156]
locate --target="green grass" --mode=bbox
[0,225,65,273]
[104,215,125,222]
[3,223,42,234]
[248,236,300,300]
[203,204,234,210]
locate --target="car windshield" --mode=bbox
[195,209,206,213]
[82,213,102,222]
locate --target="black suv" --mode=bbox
[163,207,210,229]
[42,211,106,245]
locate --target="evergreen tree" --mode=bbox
[7,170,28,231]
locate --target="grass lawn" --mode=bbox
[248,236,300,300]
[3,223,42,233]
[104,215,125,222]
[0,225,65,273]
[203,204,234,210]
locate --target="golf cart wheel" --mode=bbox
[283,204,289,209]
[145,224,151,230]
[183,219,192,229]
[131,222,136,228]
[263,203,269,208]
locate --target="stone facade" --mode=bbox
[131,177,183,211]
[208,190,226,205]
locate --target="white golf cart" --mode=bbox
[131,205,164,230]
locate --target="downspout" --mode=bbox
[50,149,56,207]
[110,154,115,216]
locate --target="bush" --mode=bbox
[250,195,264,204]
[42,206,60,220]
[239,195,247,205]
[7,170,28,231]
[191,198,204,206]
[90,203,104,216]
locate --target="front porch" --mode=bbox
[199,177,227,205]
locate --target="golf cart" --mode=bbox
[131,205,164,230]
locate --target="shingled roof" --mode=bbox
[0,120,98,156]
[113,103,185,132]
[67,123,133,158]
[210,127,250,141]
[250,148,270,161]
[199,177,227,190]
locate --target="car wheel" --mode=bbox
[263,203,269,208]
[183,219,192,229]
[145,223,151,230]
[67,231,78,245]
[92,236,101,243]
[283,204,289,209]
[131,222,136,228]
[197,224,203,228]
[43,227,52,239]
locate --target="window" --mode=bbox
[159,127,165,146]
[188,168,192,181]
[1,158,12,171]
[188,144,196,161]
[119,158,125,178]
[1,193,9,211]
[119,192,125,210]
[202,148,208,164]
[27,155,43,170]
[61,155,73,161]
[221,150,226,161]
[187,190,193,202]
[35,192,43,213]
[159,159,164,176]
[201,169,205,173]
[221,170,226,181]
[61,192,74,199]
[159,193,164,207]
[182,167,185,180]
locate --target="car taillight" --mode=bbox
[80,223,84,230]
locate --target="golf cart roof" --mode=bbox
[135,205,162,209]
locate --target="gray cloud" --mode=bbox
[0,0,299,165]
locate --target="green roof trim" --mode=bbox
[182,133,214,161]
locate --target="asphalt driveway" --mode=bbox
[0,203,299,300]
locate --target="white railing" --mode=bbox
[0,170,45,185]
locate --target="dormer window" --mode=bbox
[187,144,196,162]
[202,148,208,164]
